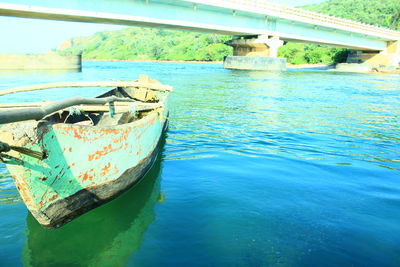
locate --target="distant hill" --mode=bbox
[58,0,400,63]
[301,0,400,30]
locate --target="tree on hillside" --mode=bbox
[301,0,400,29]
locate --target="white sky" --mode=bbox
[0,0,325,53]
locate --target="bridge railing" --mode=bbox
[189,0,400,39]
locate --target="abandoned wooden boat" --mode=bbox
[0,75,172,228]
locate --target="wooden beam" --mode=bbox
[0,81,173,96]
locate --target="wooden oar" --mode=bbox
[0,81,173,96]
[0,96,161,124]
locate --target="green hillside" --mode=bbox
[302,0,400,30]
[58,0,400,64]
[59,28,232,61]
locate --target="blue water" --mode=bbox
[0,62,399,266]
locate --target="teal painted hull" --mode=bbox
[1,78,171,228]
[23,151,163,266]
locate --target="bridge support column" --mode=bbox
[344,41,400,70]
[223,35,286,71]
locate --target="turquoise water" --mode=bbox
[0,62,399,266]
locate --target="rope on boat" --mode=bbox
[129,105,139,119]
[68,106,82,116]
[0,141,46,160]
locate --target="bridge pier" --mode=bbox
[223,35,286,71]
[345,41,400,70]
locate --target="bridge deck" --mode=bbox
[0,0,399,51]
[184,0,400,41]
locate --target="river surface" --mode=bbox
[0,62,399,267]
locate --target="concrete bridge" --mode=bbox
[0,0,399,70]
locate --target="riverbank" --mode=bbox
[287,63,335,70]
[333,63,400,74]
[84,59,223,64]
[332,68,400,74]
[86,60,331,68]
[83,59,400,74]
[288,63,400,74]
[85,60,336,69]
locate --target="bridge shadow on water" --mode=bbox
[21,138,166,267]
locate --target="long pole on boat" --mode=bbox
[0,96,163,124]
[0,81,173,97]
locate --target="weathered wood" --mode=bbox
[73,103,163,112]
[0,104,162,116]
[0,96,136,124]
[0,81,173,96]
[0,102,50,108]
[0,101,162,111]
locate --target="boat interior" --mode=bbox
[44,85,166,127]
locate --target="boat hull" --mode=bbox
[3,106,168,228]
[36,120,167,228]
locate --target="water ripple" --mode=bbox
[0,165,21,205]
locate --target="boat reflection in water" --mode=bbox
[22,142,165,267]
